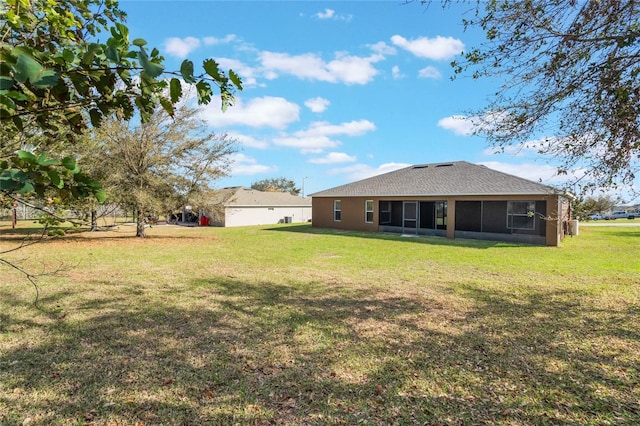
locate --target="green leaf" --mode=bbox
[12,115,23,132]
[18,181,35,194]
[61,157,79,173]
[159,97,174,117]
[36,152,58,167]
[137,49,164,78]
[105,45,120,63]
[13,53,43,83]
[32,69,60,88]
[0,93,17,114]
[196,80,213,105]
[89,108,103,127]
[203,59,221,79]
[117,68,131,82]
[169,78,182,103]
[180,60,196,84]
[110,22,129,42]
[132,38,147,47]
[47,170,64,189]
[17,150,37,163]
[0,76,14,90]
[93,188,107,203]
[82,43,103,65]
[62,49,75,63]
[69,73,90,96]
[3,90,29,101]
[229,69,243,90]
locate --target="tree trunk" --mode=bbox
[90,209,98,231]
[136,209,146,237]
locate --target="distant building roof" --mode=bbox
[310,161,558,197]
[210,187,312,207]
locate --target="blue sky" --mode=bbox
[119,1,636,200]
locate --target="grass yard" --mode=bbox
[1,222,639,425]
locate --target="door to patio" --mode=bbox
[403,201,418,234]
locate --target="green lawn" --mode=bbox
[1,222,639,425]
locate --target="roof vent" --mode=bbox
[413,164,428,169]
[435,163,453,167]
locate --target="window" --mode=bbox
[507,201,535,230]
[380,201,391,224]
[334,200,341,221]
[365,200,374,223]
[436,201,447,230]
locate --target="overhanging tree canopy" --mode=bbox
[443,0,639,193]
[0,0,242,202]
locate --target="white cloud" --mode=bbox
[305,97,330,113]
[481,137,556,157]
[203,34,237,45]
[272,120,375,154]
[369,41,397,56]
[273,135,340,154]
[328,52,384,84]
[216,57,260,87]
[316,8,335,19]
[199,96,300,129]
[227,132,269,149]
[315,8,353,22]
[309,152,357,164]
[259,51,380,85]
[418,66,441,79]
[230,153,277,176]
[299,120,376,138]
[437,115,476,136]
[391,35,464,60]
[479,161,585,185]
[328,162,410,181]
[392,65,404,80]
[164,36,201,58]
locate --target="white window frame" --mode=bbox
[334,200,341,221]
[365,200,374,223]
[507,201,536,230]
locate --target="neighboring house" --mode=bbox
[205,186,312,227]
[310,161,573,246]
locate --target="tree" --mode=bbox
[442,0,639,194]
[251,177,301,196]
[89,106,236,237]
[0,0,241,300]
[1,0,242,202]
[571,193,621,220]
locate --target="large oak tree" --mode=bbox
[88,106,236,237]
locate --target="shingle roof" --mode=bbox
[310,161,558,197]
[210,187,312,206]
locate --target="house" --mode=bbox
[205,186,312,227]
[310,161,573,246]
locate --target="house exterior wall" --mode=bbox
[223,205,312,227]
[312,197,379,232]
[312,194,564,246]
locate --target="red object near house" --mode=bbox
[199,216,209,226]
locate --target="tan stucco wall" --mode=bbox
[311,197,378,232]
[312,194,565,246]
